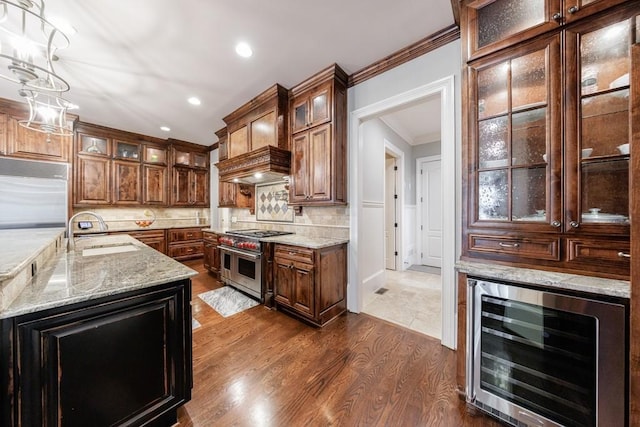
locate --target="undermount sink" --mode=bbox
[82,244,140,257]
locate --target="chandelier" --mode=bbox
[0,0,76,140]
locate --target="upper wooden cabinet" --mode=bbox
[171,144,208,169]
[222,84,289,159]
[74,123,199,208]
[462,0,630,61]
[291,81,332,133]
[215,127,228,161]
[0,98,77,163]
[169,142,210,207]
[462,2,639,277]
[288,64,348,206]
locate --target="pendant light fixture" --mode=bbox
[0,0,76,140]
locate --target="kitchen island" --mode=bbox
[0,231,197,427]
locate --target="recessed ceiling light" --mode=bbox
[233,178,239,183]
[235,42,253,58]
[188,97,201,106]
[254,172,263,179]
[160,126,171,132]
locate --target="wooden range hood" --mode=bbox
[216,145,290,184]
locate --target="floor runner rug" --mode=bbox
[198,286,259,317]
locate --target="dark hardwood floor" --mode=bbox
[178,260,501,427]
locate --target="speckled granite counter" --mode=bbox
[261,234,349,249]
[0,228,65,280]
[201,228,349,249]
[1,234,197,319]
[457,260,630,298]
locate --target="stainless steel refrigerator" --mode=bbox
[0,157,68,229]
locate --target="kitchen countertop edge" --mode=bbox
[1,235,198,319]
[456,260,630,298]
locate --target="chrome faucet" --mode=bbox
[67,211,108,251]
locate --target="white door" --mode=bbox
[384,155,397,270]
[420,158,442,267]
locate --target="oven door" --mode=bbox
[467,279,626,427]
[219,246,262,300]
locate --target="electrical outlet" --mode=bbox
[231,216,237,223]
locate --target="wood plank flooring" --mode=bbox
[178,260,501,427]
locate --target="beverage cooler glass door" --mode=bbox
[467,279,626,427]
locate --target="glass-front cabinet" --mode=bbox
[470,35,561,232]
[463,0,631,60]
[564,13,634,235]
[464,4,638,275]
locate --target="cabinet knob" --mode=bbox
[552,12,563,22]
[618,252,631,259]
[289,264,294,269]
[551,220,561,228]
[499,242,520,248]
[569,221,580,228]
[567,5,579,14]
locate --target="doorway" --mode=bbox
[349,75,457,349]
[384,153,398,270]
[418,155,442,268]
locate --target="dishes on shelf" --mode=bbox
[581,208,628,223]
[617,143,629,155]
[483,159,508,168]
[609,73,629,89]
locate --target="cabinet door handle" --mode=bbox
[570,221,579,228]
[288,251,297,255]
[567,5,579,14]
[289,264,294,269]
[618,252,631,259]
[552,12,563,22]
[551,220,561,228]
[499,242,520,248]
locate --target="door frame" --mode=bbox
[348,75,457,349]
[416,154,442,268]
[385,140,405,271]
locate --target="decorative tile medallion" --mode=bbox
[256,182,293,222]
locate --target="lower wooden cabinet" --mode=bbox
[274,242,347,326]
[203,231,220,278]
[125,229,167,254]
[168,227,204,260]
[0,279,192,427]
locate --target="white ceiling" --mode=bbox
[0,0,454,146]
[380,94,442,145]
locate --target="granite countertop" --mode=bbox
[456,260,630,298]
[261,234,349,249]
[201,228,349,249]
[0,228,65,280]
[1,234,197,319]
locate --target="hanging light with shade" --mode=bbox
[0,0,77,140]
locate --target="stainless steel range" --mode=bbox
[219,229,293,301]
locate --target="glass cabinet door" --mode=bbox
[564,11,636,234]
[472,36,561,230]
[465,0,559,60]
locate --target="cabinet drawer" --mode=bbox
[567,238,630,267]
[274,244,314,264]
[168,228,203,242]
[127,230,165,240]
[168,242,203,259]
[202,231,219,244]
[468,234,560,261]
